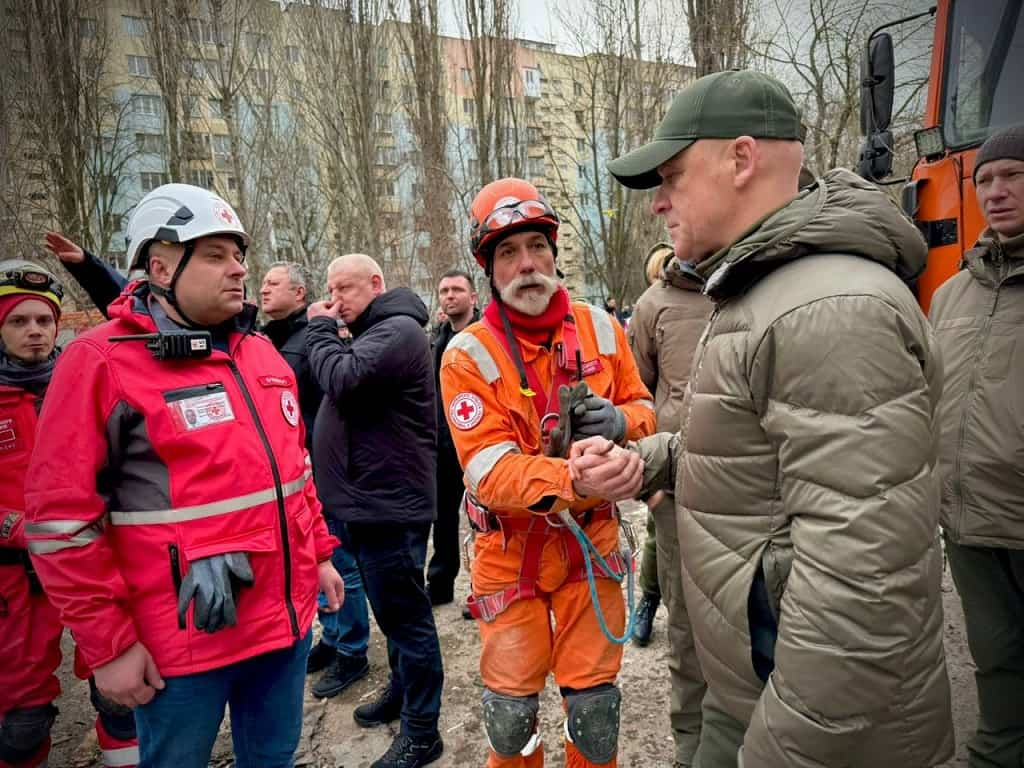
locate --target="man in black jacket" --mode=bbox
[260,261,372,699]
[307,253,443,768]
[426,269,479,606]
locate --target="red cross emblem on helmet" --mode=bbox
[215,205,236,225]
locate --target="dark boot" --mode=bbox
[311,652,370,699]
[632,591,660,646]
[306,640,335,674]
[370,733,444,768]
[353,684,403,727]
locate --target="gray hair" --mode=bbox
[267,261,309,293]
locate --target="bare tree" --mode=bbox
[549,0,689,304]
[11,0,139,273]
[459,0,524,186]
[686,0,753,76]
[389,0,458,292]
[142,0,197,179]
[287,0,397,264]
[754,0,930,173]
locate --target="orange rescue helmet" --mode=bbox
[469,178,559,271]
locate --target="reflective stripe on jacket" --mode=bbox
[24,287,337,676]
[931,229,1024,548]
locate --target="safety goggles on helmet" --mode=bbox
[0,265,64,302]
[471,199,558,252]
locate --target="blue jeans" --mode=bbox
[134,632,312,768]
[318,519,370,657]
[347,521,444,737]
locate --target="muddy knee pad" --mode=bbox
[564,684,621,764]
[88,678,136,742]
[0,704,57,764]
[481,690,540,757]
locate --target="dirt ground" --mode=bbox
[50,502,977,767]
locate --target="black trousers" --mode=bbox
[346,521,444,737]
[426,442,463,592]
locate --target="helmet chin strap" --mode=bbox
[148,242,203,328]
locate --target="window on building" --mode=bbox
[377,49,388,69]
[186,58,205,78]
[79,17,97,39]
[523,67,538,85]
[375,179,395,197]
[284,45,300,64]
[208,97,223,119]
[466,127,477,144]
[135,132,163,154]
[373,113,392,133]
[131,94,162,116]
[577,138,586,153]
[140,172,168,193]
[127,55,155,77]
[273,211,290,229]
[527,127,543,144]
[246,31,269,55]
[183,132,210,159]
[185,96,203,118]
[462,98,475,116]
[252,69,270,90]
[575,110,585,127]
[577,163,586,178]
[375,146,398,165]
[528,157,546,178]
[468,159,479,178]
[187,169,214,188]
[579,192,592,206]
[226,175,238,191]
[401,84,414,102]
[188,17,218,45]
[574,81,583,97]
[122,15,147,37]
[524,101,536,122]
[212,134,231,167]
[379,80,390,100]
[460,68,471,85]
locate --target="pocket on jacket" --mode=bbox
[746,563,778,683]
[983,333,1016,381]
[180,525,276,565]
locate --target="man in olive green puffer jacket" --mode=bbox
[931,124,1024,768]
[589,69,955,768]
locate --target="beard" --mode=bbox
[499,272,559,316]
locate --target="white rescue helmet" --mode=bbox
[125,183,250,272]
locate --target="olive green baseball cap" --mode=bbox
[607,69,804,189]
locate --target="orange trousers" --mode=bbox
[472,518,625,768]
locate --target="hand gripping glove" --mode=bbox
[176,552,254,633]
[570,390,626,442]
[545,381,590,458]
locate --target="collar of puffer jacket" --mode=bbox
[963,229,1024,287]
[696,168,928,301]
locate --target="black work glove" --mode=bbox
[176,552,254,633]
[571,390,627,442]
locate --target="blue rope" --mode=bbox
[558,509,637,645]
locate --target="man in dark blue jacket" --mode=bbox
[306,253,443,768]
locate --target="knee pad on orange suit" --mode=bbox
[0,705,57,768]
[482,689,541,758]
[563,684,620,765]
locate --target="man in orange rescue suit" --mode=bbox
[439,177,656,768]
[1,262,140,768]
[22,183,343,768]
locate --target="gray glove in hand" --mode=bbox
[571,391,626,442]
[176,552,254,633]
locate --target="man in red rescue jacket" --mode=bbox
[23,183,344,768]
[0,261,140,768]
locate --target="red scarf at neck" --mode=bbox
[485,285,570,346]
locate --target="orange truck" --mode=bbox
[858,0,1023,312]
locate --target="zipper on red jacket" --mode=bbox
[227,359,300,638]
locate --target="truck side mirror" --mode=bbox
[860,32,895,134]
[857,130,894,181]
